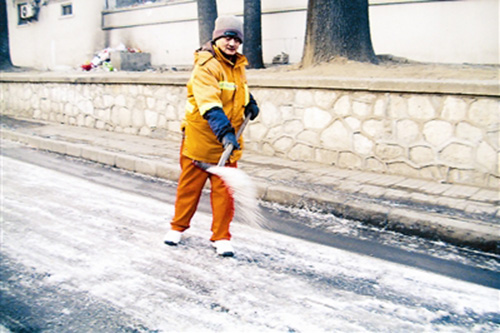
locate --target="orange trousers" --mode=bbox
[170,143,236,241]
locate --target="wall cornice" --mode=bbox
[1,71,498,97]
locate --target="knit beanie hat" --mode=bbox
[212,15,244,43]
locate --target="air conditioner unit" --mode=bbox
[20,4,35,19]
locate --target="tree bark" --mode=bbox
[243,0,264,69]
[197,0,218,47]
[0,0,13,70]
[302,0,378,67]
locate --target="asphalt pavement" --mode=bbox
[1,115,499,253]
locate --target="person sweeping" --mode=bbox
[164,15,260,257]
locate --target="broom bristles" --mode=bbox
[206,166,265,229]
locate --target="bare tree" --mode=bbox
[302,0,378,66]
[243,0,264,69]
[197,0,218,47]
[0,0,13,70]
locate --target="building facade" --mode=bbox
[6,0,499,70]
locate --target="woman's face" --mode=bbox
[215,36,241,56]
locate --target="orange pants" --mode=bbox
[170,144,236,241]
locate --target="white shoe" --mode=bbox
[164,230,182,246]
[212,240,234,257]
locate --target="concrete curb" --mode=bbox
[2,128,499,254]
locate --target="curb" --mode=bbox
[2,128,499,254]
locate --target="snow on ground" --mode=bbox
[1,154,499,332]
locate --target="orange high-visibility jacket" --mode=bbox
[181,43,250,164]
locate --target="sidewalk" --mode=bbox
[1,115,499,253]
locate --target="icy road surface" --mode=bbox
[1,152,499,332]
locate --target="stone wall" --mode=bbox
[1,73,498,189]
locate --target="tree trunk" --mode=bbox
[0,0,13,70]
[243,0,264,69]
[197,0,218,47]
[302,0,378,67]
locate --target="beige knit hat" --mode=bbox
[212,15,244,43]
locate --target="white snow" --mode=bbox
[206,165,265,229]
[1,154,499,332]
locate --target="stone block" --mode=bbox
[167,120,181,133]
[139,126,152,136]
[362,119,385,139]
[419,165,445,181]
[40,139,66,154]
[165,104,177,120]
[352,100,372,118]
[115,95,127,107]
[65,143,83,157]
[115,154,136,171]
[320,120,350,150]
[297,130,318,145]
[423,120,453,147]
[396,119,419,143]
[260,102,280,127]
[303,107,331,130]
[315,148,338,165]
[338,152,362,168]
[118,107,132,127]
[344,116,361,131]
[353,133,373,155]
[135,159,157,177]
[274,136,293,153]
[387,161,420,178]
[440,142,473,166]
[447,168,485,186]
[111,51,151,71]
[284,119,304,135]
[365,157,386,172]
[289,143,314,161]
[408,96,435,120]
[333,95,350,116]
[476,141,496,172]
[468,99,500,128]
[373,97,388,117]
[314,91,337,109]
[146,97,156,109]
[80,147,99,162]
[294,90,314,107]
[157,114,167,128]
[487,175,500,189]
[441,96,467,121]
[388,95,407,118]
[456,122,483,143]
[248,123,268,141]
[77,99,94,115]
[132,110,145,128]
[95,150,117,166]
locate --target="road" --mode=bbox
[1,141,499,332]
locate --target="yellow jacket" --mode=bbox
[182,43,249,164]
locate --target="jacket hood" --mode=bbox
[194,41,216,65]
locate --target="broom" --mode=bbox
[194,117,264,228]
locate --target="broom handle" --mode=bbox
[217,116,250,167]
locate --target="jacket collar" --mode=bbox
[196,41,247,68]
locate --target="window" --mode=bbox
[17,3,31,25]
[61,3,73,16]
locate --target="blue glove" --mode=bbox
[222,132,240,150]
[244,94,260,120]
[203,106,234,142]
